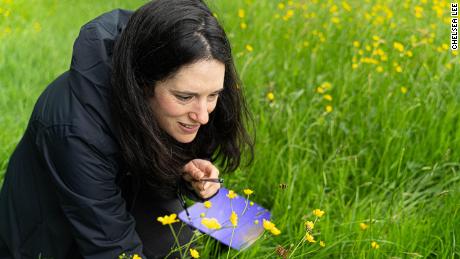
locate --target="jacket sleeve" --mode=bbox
[36,125,146,259]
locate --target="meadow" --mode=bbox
[1,0,459,258]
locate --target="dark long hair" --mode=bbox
[111,0,254,198]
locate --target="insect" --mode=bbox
[275,245,289,259]
[279,183,287,189]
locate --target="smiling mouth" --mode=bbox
[178,122,199,129]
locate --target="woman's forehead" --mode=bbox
[167,59,225,93]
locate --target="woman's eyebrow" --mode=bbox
[171,88,224,95]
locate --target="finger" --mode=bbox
[182,173,193,182]
[184,161,205,180]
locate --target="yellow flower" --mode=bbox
[270,227,281,235]
[329,5,338,13]
[230,211,238,227]
[352,63,359,69]
[263,219,275,230]
[393,42,404,52]
[133,254,142,259]
[414,6,423,18]
[376,66,384,73]
[323,94,332,101]
[320,241,326,247]
[395,66,403,73]
[305,233,316,243]
[238,9,245,18]
[371,241,380,249]
[33,22,42,32]
[305,221,314,231]
[204,201,212,209]
[360,223,369,230]
[321,82,332,89]
[278,3,285,10]
[331,17,340,24]
[245,44,254,52]
[316,87,325,94]
[372,35,380,42]
[405,50,413,57]
[243,189,254,195]
[266,92,275,101]
[400,86,408,94]
[250,201,254,206]
[313,209,325,217]
[325,105,333,113]
[201,217,222,229]
[353,41,360,48]
[342,1,352,12]
[190,248,200,258]
[226,190,237,199]
[240,22,247,30]
[157,214,179,225]
[200,212,205,218]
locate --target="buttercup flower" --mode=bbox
[270,226,281,235]
[313,209,325,217]
[371,241,380,249]
[203,201,212,209]
[320,241,326,247]
[360,223,369,230]
[133,254,142,259]
[400,86,408,94]
[238,9,245,18]
[305,233,316,243]
[190,248,200,258]
[157,213,179,225]
[227,190,237,199]
[230,211,238,227]
[393,42,404,52]
[305,221,314,231]
[245,44,254,52]
[267,92,275,102]
[243,189,254,195]
[201,217,222,229]
[263,219,275,230]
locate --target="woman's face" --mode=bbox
[150,59,225,143]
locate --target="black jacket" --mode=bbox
[0,9,197,259]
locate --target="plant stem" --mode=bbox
[226,226,236,259]
[168,224,184,258]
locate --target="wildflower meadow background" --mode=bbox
[1,0,459,258]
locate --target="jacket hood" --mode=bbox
[68,9,132,140]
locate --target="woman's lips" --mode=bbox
[178,122,200,133]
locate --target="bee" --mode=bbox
[275,245,289,259]
[278,183,287,189]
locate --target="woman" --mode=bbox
[0,0,254,258]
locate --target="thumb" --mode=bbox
[184,161,205,180]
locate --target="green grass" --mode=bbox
[1,0,459,258]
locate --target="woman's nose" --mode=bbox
[189,100,209,124]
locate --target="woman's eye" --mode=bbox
[208,93,220,100]
[176,95,192,101]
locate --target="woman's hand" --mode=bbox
[182,159,220,199]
